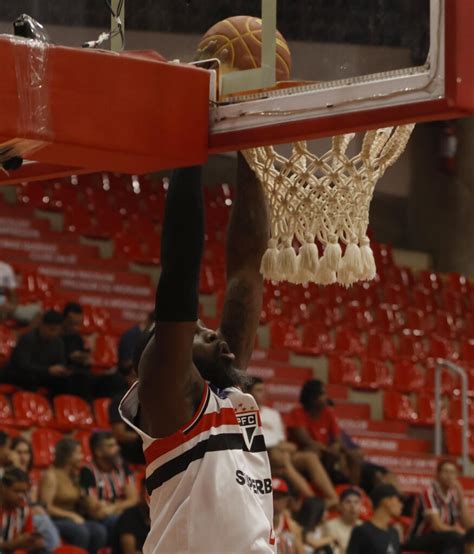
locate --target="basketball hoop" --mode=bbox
[242,124,415,287]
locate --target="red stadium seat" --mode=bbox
[0,394,15,427]
[398,331,426,362]
[54,395,95,431]
[417,391,447,425]
[433,311,459,339]
[0,325,16,364]
[393,361,425,393]
[268,320,301,351]
[93,335,118,369]
[373,305,402,333]
[366,333,397,361]
[31,428,63,468]
[328,355,360,387]
[94,398,112,430]
[292,322,334,356]
[382,283,409,308]
[424,366,461,395]
[355,359,393,391]
[417,271,442,291]
[413,287,437,313]
[343,301,373,331]
[404,308,431,335]
[446,273,470,295]
[74,430,92,463]
[459,339,474,367]
[384,391,418,423]
[55,545,89,554]
[449,396,474,424]
[334,328,365,357]
[12,391,54,428]
[427,335,458,361]
[444,422,474,458]
[440,289,464,317]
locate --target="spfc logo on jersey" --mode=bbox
[236,411,258,450]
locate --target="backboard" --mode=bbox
[0,0,472,182]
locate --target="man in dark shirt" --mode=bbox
[114,478,150,554]
[6,310,72,393]
[62,302,91,373]
[117,312,154,373]
[348,484,402,554]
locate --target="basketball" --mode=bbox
[195,15,292,82]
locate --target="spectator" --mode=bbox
[80,432,138,542]
[0,467,48,553]
[10,436,61,552]
[404,460,474,554]
[0,259,17,320]
[248,377,338,506]
[0,431,18,475]
[62,303,91,373]
[321,488,363,554]
[464,528,474,554]
[347,484,402,554]
[108,365,145,465]
[39,438,107,554]
[114,478,150,554]
[117,312,154,372]
[273,477,306,554]
[287,380,361,484]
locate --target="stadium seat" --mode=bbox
[94,398,112,430]
[384,391,418,423]
[412,287,437,313]
[54,395,95,431]
[427,335,458,361]
[328,355,360,387]
[404,308,431,335]
[449,396,474,424]
[334,328,365,357]
[444,422,474,458]
[93,335,118,369]
[0,394,15,427]
[417,270,442,291]
[55,545,89,554]
[373,305,402,333]
[12,391,54,428]
[417,391,447,425]
[459,339,474,367]
[292,321,334,356]
[393,361,425,393]
[382,283,409,308]
[343,301,373,331]
[440,289,464,317]
[433,311,459,339]
[425,367,461,395]
[268,320,301,351]
[0,325,16,364]
[354,359,393,391]
[398,331,426,362]
[366,333,397,361]
[31,427,63,468]
[74,430,92,463]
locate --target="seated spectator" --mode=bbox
[404,460,474,554]
[0,431,18,476]
[117,312,154,372]
[347,484,402,554]
[287,380,361,484]
[62,303,91,373]
[0,258,17,320]
[80,432,138,542]
[114,478,150,554]
[248,377,338,506]
[0,467,49,553]
[10,436,61,552]
[6,309,93,398]
[39,438,107,554]
[273,477,306,554]
[109,365,145,465]
[321,488,363,554]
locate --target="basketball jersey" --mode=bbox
[120,381,276,554]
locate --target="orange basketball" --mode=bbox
[195,15,292,82]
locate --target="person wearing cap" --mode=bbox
[404,460,474,554]
[321,488,363,554]
[347,484,402,554]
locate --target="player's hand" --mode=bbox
[49,364,72,377]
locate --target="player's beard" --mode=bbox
[193,348,252,391]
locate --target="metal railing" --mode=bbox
[434,358,469,475]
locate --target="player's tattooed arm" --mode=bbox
[138,167,205,438]
[219,153,269,371]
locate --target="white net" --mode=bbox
[242,124,415,287]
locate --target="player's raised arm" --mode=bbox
[138,167,205,438]
[218,153,269,371]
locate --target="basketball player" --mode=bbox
[120,155,275,553]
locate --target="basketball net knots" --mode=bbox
[242,124,415,287]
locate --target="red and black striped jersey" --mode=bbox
[120,382,275,553]
[80,461,134,503]
[0,502,34,544]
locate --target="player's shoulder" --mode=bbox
[216,385,259,413]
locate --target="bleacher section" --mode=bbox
[1,173,473,510]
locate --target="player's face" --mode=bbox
[2,481,28,508]
[192,321,245,389]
